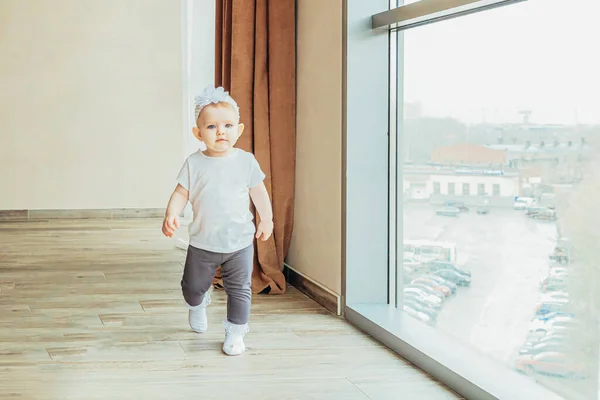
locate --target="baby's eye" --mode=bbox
[225,124,234,128]
[207,125,216,129]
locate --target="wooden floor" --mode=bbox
[0,218,461,400]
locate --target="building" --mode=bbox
[403,165,522,206]
[485,142,588,165]
[485,142,589,183]
[431,143,508,166]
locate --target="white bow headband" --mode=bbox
[194,85,240,123]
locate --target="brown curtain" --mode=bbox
[213,0,296,295]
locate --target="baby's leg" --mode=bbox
[221,245,254,324]
[181,246,220,306]
[220,244,253,355]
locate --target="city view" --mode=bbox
[397,0,600,399]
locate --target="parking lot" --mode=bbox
[404,203,556,362]
[402,203,596,398]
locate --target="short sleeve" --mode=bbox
[176,160,191,191]
[249,155,266,188]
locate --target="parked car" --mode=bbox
[538,291,568,303]
[515,351,587,378]
[410,277,452,297]
[539,276,568,293]
[428,261,471,277]
[404,251,439,264]
[540,275,568,285]
[533,322,582,337]
[424,275,458,293]
[540,281,567,293]
[405,283,445,300]
[402,257,423,274]
[525,332,593,358]
[476,206,490,215]
[524,332,569,348]
[535,301,569,314]
[529,208,557,221]
[404,298,439,320]
[549,238,572,264]
[432,269,471,286]
[529,315,575,332]
[533,311,574,322]
[403,289,443,308]
[445,201,469,212]
[535,299,569,315]
[519,341,569,356]
[514,196,535,210]
[549,266,568,278]
[415,276,457,295]
[436,207,460,217]
[531,320,582,338]
[535,306,566,317]
[404,295,442,312]
[403,305,433,325]
[526,206,548,216]
[524,331,568,343]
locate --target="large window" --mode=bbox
[397,0,600,398]
[344,0,599,399]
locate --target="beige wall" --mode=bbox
[287,0,343,295]
[0,0,183,210]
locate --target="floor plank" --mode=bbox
[0,218,461,399]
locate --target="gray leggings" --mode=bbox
[181,244,253,325]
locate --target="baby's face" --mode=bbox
[194,103,243,156]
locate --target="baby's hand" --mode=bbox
[162,214,180,237]
[256,219,273,241]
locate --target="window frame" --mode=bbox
[462,183,470,196]
[478,183,486,196]
[342,0,564,399]
[448,182,456,196]
[493,183,501,197]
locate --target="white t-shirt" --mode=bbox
[176,148,266,253]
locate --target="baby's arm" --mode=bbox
[249,182,273,241]
[162,184,189,237]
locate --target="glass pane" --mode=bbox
[397,0,600,398]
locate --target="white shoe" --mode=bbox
[222,320,249,356]
[188,292,211,333]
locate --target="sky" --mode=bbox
[402,0,600,125]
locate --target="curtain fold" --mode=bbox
[213,0,296,295]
